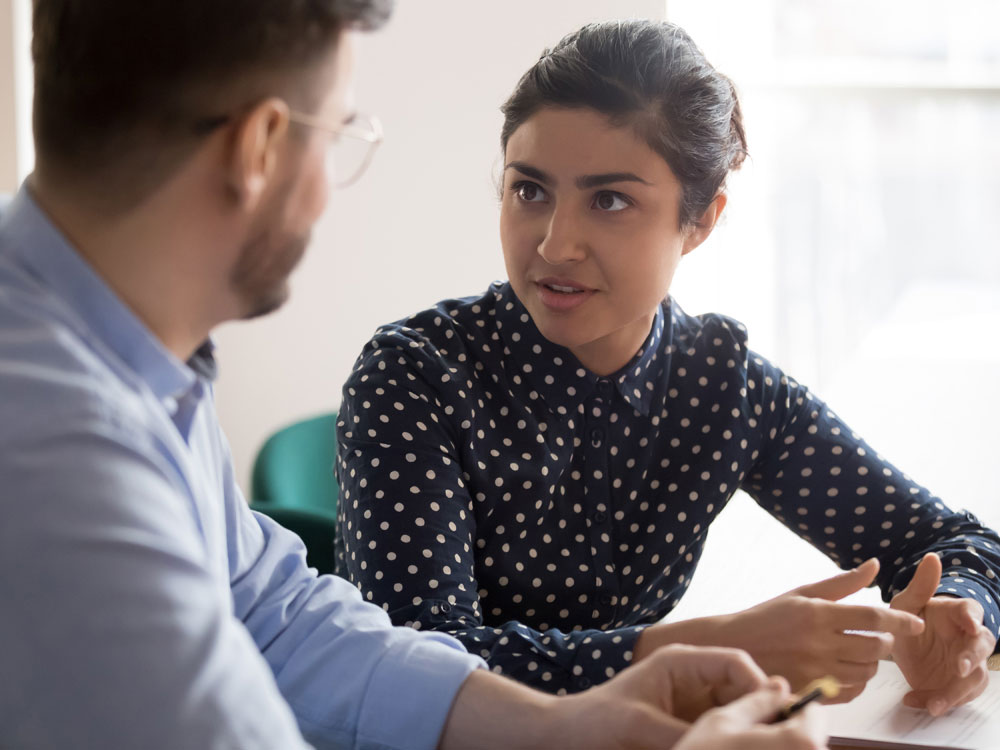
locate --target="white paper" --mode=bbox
[820,661,1000,749]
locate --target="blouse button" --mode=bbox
[591,510,608,524]
[599,593,614,606]
[590,428,604,447]
[577,677,592,689]
[439,602,452,613]
[596,379,612,396]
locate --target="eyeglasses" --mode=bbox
[288,110,383,189]
[192,108,383,189]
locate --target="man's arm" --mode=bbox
[0,424,312,749]
[226,494,484,749]
[1,391,485,750]
[440,646,827,750]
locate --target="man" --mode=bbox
[0,1,826,747]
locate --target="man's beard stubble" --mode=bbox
[230,225,311,321]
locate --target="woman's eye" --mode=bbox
[514,182,547,203]
[593,191,631,212]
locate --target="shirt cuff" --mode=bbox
[936,578,1000,643]
[356,634,486,750]
[567,625,648,694]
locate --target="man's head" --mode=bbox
[30,0,392,327]
[31,0,390,207]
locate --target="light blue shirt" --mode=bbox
[0,187,484,750]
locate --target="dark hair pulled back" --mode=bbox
[501,20,747,227]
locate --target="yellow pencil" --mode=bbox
[770,676,842,723]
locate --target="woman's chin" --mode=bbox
[533,322,595,356]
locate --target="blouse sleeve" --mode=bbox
[739,348,1000,642]
[336,328,647,694]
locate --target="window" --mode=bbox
[665,0,1000,617]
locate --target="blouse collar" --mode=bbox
[493,282,673,418]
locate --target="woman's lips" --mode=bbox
[534,278,596,312]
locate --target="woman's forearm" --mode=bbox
[632,615,733,662]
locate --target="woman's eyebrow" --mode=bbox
[575,172,652,189]
[504,163,653,189]
[504,162,552,184]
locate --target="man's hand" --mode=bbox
[542,645,774,749]
[440,644,822,749]
[592,644,773,724]
[675,678,828,750]
[891,552,996,715]
[636,559,924,702]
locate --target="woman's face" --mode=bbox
[500,106,722,375]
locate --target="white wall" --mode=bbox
[0,0,32,192]
[0,0,17,192]
[213,0,666,491]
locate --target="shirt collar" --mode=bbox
[493,282,672,418]
[0,186,214,402]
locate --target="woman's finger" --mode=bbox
[792,558,879,601]
[948,597,986,636]
[829,681,866,705]
[828,603,924,637]
[829,659,879,690]
[834,631,894,663]
[904,664,989,715]
[890,553,941,614]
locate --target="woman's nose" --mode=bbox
[537,209,586,265]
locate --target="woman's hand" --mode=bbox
[675,678,828,750]
[635,559,924,701]
[890,553,996,715]
[719,559,924,699]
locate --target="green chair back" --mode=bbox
[250,412,340,574]
[251,412,340,517]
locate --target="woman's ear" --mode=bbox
[227,98,291,210]
[681,193,727,255]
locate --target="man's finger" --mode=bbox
[624,704,691,750]
[891,553,941,614]
[710,682,789,726]
[793,558,879,602]
[682,691,827,750]
[651,644,770,706]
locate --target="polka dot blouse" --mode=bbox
[335,281,1000,695]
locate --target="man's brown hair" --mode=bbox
[31,0,392,204]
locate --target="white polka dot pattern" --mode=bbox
[335,282,1000,694]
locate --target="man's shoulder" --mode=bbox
[0,274,143,444]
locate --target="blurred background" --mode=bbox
[2,0,997,615]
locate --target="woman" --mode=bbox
[334,19,999,709]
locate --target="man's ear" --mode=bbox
[227,98,291,210]
[681,193,727,256]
